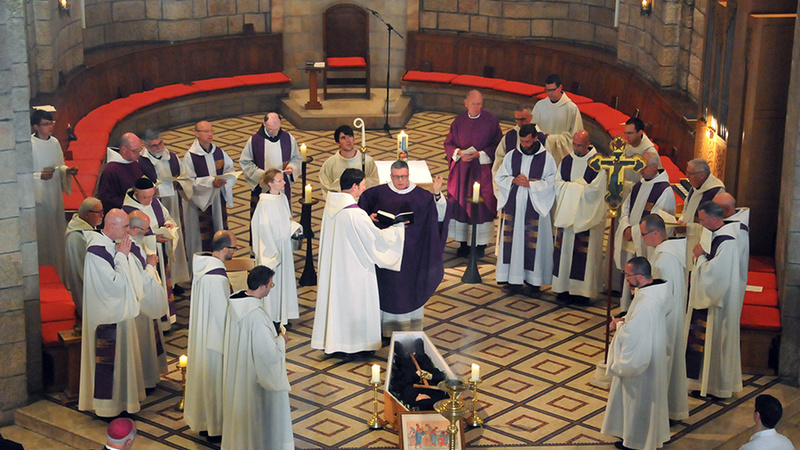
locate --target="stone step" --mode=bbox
[14,400,171,449]
[0,425,79,449]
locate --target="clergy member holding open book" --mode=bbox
[358,160,450,339]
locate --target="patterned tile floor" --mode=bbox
[46,111,783,449]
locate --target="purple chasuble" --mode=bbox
[358,184,451,314]
[501,149,547,271]
[251,129,294,197]
[629,177,671,217]
[189,144,225,177]
[444,111,502,225]
[97,158,145,214]
[686,186,725,221]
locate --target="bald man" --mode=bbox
[65,196,103,317]
[240,112,302,217]
[97,132,148,214]
[79,209,145,417]
[182,121,236,258]
[714,192,750,301]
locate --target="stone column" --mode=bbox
[0,0,40,426]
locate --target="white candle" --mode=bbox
[397,130,408,155]
[179,355,188,368]
[470,363,480,382]
[304,184,312,203]
[472,182,480,202]
[300,143,307,160]
[371,364,380,383]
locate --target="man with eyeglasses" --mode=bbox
[358,159,448,340]
[65,197,103,318]
[182,121,236,259]
[678,158,726,276]
[622,118,661,189]
[240,112,303,216]
[639,213,689,423]
[222,265,294,450]
[31,108,78,280]
[184,230,236,443]
[531,74,584,165]
[97,132,146,214]
[601,256,670,450]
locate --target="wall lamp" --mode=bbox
[58,0,70,16]
[641,0,653,16]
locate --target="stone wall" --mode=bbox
[82,0,271,49]
[777,1,800,386]
[418,0,618,50]
[0,0,40,426]
[25,0,84,96]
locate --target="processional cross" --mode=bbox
[587,135,645,388]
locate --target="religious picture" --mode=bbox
[399,411,464,450]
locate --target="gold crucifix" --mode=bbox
[588,136,645,217]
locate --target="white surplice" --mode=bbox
[64,214,94,316]
[531,93,583,164]
[681,173,726,275]
[495,147,556,286]
[222,291,294,450]
[728,208,751,294]
[686,222,743,398]
[251,192,301,324]
[311,192,404,354]
[78,231,144,417]
[184,253,231,436]
[318,152,380,194]
[551,148,608,298]
[32,134,72,279]
[602,280,671,450]
[650,238,689,420]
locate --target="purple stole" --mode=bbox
[87,244,117,400]
[501,149,546,270]
[190,145,228,250]
[552,154,598,281]
[249,131,294,216]
[686,186,725,221]
[190,145,226,177]
[629,178,671,218]
[140,151,182,183]
[685,233,736,379]
[206,267,233,295]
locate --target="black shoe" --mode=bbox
[669,419,679,427]
[145,387,156,396]
[199,431,209,437]
[381,336,392,347]
[690,390,722,401]
[501,283,524,293]
[525,285,541,298]
[571,295,591,306]
[614,311,627,319]
[172,284,185,295]
[614,441,634,450]
[283,321,292,329]
[456,243,470,257]
[556,292,571,302]
[206,435,222,443]
[475,245,486,258]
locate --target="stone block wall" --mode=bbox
[82,0,271,49]
[419,0,619,50]
[0,0,39,426]
[25,0,84,96]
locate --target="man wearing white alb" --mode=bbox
[531,74,583,164]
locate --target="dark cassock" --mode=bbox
[443,110,502,247]
[358,182,449,336]
[96,148,147,214]
[685,221,743,399]
[495,141,557,289]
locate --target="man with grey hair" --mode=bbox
[686,201,743,400]
[680,158,725,274]
[65,196,103,317]
[97,132,147,214]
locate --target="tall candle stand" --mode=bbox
[366,380,385,429]
[298,156,318,286]
[175,365,187,411]
[434,379,470,450]
[467,379,484,427]
[461,197,484,283]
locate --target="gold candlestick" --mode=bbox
[176,365,187,411]
[366,380,385,429]
[434,379,470,450]
[468,379,484,427]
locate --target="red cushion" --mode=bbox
[493,81,545,97]
[749,256,776,273]
[41,301,76,323]
[326,57,367,68]
[744,288,779,308]
[63,174,98,210]
[66,144,107,161]
[233,72,292,86]
[39,266,60,284]
[149,84,201,99]
[606,125,627,138]
[748,271,777,289]
[740,305,781,332]
[451,75,506,89]
[536,91,594,105]
[191,77,245,91]
[578,103,630,131]
[41,320,77,347]
[660,156,685,185]
[40,284,73,304]
[402,71,458,84]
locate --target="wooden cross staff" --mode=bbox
[588,135,645,364]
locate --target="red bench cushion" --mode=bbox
[41,320,77,347]
[749,255,776,273]
[402,71,458,84]
[451,75,506,89]
[536,91,594,105]
[191,77,245,91]
[326,57,367,68]
[40,284,73,304]
[233,72,292,86]
[493,81,545,97]
[660,155,685,184]
[740,305,781,332]
[578,103,630,132]
[39,266,60,284]
[41,301,76,323]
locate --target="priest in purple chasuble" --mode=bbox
[358,160,449,336]
[122,177,178,329]
[78,209,145,418]
[97,133,147,215]
[181,121,236,257]
[551,130,607,304]
[443,90,502,257]
[495,124,556,297]
[240,112,302,217]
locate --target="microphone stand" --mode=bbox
[367,7,403,138]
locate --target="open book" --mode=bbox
[377,210,414,226]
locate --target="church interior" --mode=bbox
[2,0,800,448]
